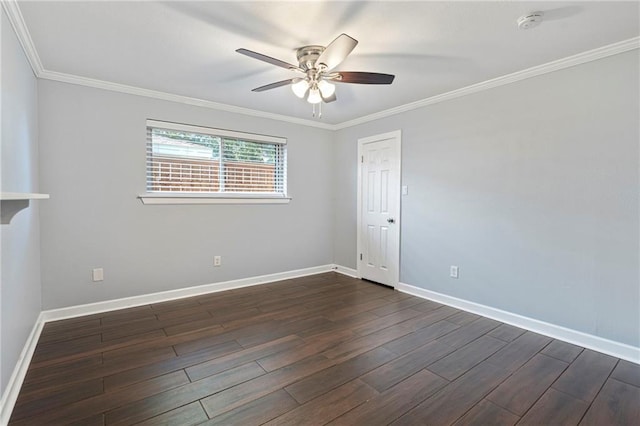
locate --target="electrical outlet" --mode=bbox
[214,256,222,267]
[450,265,459,279]
[92,268,104,282]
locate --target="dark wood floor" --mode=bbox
[9,272,640,425]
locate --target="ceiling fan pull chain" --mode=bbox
[319,102,323,118]
[312,103,316,117]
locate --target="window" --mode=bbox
[143,120,288,203]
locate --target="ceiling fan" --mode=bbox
[236,34,394,115]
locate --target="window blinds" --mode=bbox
[146,120,287,196]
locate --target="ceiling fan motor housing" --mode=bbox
[296,45,326,70]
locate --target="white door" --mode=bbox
[357,131,401,287]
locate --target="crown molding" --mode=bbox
[4,0,639,131]
[1,0,43,76]
[333,36,640,130]
[38,69,335,130]
[2,0,333,130]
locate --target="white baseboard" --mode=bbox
[5,269,635,424]
[42,264,335,322]
[397,282,640,365]
[0,312,45,426]
[332,264,358,278]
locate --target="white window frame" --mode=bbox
[139,119,290,205]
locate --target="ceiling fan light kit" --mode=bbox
[307,85,322,104]
[291,79,309,98]
[237,33,395,117]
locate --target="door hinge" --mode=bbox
[360,253,363,261]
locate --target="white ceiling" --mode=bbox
[15,1,640,125]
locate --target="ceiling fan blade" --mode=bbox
[336,72,395,84]
[316,33,358,71]
[252,78,299,92]
[236,48,301,71]
[322,93,337,103]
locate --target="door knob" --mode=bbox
[387,218,395,224]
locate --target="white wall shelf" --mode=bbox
[1,192,49,224]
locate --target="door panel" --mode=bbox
[358,131,401,287]
[380,227,389,270]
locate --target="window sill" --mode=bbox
[138,193,291,205]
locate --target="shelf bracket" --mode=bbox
[1,199,30,224]
[0,193,49,224]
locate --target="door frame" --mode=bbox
[356,130,402,288]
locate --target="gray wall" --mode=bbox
[1,10,42,395]
[333,51,639,347]
[38,80,334,309]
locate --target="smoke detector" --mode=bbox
[517,12,544,30]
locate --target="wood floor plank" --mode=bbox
[266,379,377,426]
[104,362,265,425]
[453,399,520,426]
[42,318,102,335]
[485,331,552,373]
[436,317,501,349]
[10,370,190,425]
[200,354,333,418]
[22,344,177,398]
[579,378,640,425]
[540,339,584,363]
[103,340,242,391]
[551,349,618,402]
[135,401,208,426]
[284,347,396,404]
[101,342,176,366]
[30,329,167,369]
[361,340,455,392]
[382,320,460,355]
[296,311,379,339]
[610,359,640,387]
[409,299,445,312]
[446,310,481,326]
[351,308,424,336]
[391,361,511,425]
[329,370,448,426]
[324,297,393,321]
[487,323,526,342]
[39,320,104,344]
[397,305,459,332]
[320,321,417,361]
[9,273,638,426]
[257,329,354,372]
[172,320,278,355]
[10,378,103,421]
[67,413,105,426]
[487,353,568,415]
[517,388,589,425]
[31,334,103,364]
[236,316,330,348]
[20,354,103,395]
[427,335,506,381]
[203,389,299,425]
[185,335,304,381]
[368,297,427,317]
